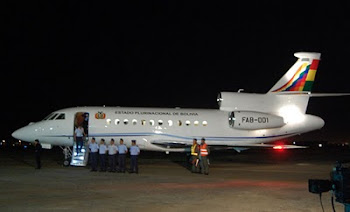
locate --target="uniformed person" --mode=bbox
[74,125,86,154]
[117,138,128,173]
[108,139,118,172]
[129,140,140,174]
[89,137,99,172]
[98,139,107,172]
[34,139,42,169]
[199,138,210,175]
[190,138,200,173]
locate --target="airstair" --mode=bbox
[70,142,89,166]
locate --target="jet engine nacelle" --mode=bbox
[228,111,285,130]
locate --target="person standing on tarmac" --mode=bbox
[117,138,128,173]
[200,138,210,175]
[89,137,99,172]
[129,140,140,174]
[98,139,107,172]
[108,139,118,172]
[34,139,42,169]
[190,138,200,173]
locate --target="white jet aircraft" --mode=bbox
[11,52,349,166]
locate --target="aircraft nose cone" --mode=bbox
[12,129,21,140]
[12,128,26,141]
[319,118,325,129]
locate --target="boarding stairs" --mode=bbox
[70,142,89,166]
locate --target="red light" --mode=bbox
[273,145,283,150]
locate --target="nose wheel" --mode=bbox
[60,146,72,166]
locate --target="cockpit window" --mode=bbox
[49,113,59,120]
[43,113,54,120]
[56,113,65,120]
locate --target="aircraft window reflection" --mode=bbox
[168,120,173,126]
[124,119,128,125]
[158,120,163,126]
[132,119,137,125]
[106,119,111,125]
[150,120,155,126]
[141,120,146,125]
[185,120,190,126]
[56,113,65,120]
[115,119,120,125]
[202,121,208,126]
[43,113,54,120]
[49,113,59,120]
[194,121,199,126]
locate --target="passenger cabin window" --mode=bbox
[111,118,208,127]
[56,113,65,120]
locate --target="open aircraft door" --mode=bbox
[70,112,90,166]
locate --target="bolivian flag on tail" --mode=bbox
[272,59,319,92]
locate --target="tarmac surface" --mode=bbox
[0,146,349,212]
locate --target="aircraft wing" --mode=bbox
[150,141,189,152]
[151,140,307,153]
[208,144,307,152]
[151,141,188,148]
[225,143,308,149]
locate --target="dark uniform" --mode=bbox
[34,139,42,169]
[108,139,118,172]
[118,139,128,173]
[89,138,99,171]
[129,140,140,174]
[99,139,107,172]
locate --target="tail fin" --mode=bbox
[268,52,321,93]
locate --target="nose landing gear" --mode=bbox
[60,146,72,166]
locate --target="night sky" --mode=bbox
[3,1,350,142]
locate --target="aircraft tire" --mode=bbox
[63,160,70,166]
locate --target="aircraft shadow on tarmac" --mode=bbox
[1,145,350,169]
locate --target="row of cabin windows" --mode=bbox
[105,118,208,127]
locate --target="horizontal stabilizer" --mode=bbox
[308,93,350,97]
[275,92,350,97]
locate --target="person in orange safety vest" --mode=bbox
[200,137,210,175]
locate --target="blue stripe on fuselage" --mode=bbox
[44,132,296,141]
